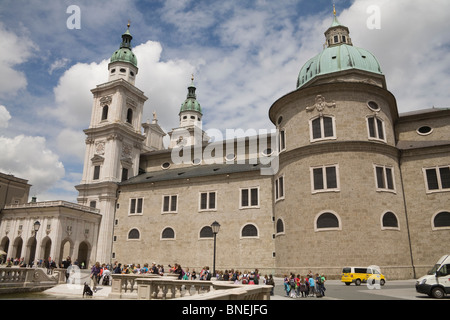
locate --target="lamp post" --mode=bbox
[211,221,220,278]
[32,221,40,266]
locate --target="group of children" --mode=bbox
[284,272,326,298]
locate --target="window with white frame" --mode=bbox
[240,187,259,208]
[310,115,336,141]
[129,198,143,214]
[162,195,178,213]
[367,116,386,141]
[275,175,285,201]
[374,165,395,192]
[310,165,339,193]
[278,129,286,152]
[199,191,216,211]
[423,166,450,193]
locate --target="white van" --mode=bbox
[415,254,450,299]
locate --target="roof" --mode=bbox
[120,163,269,186]
[297,44,382,89]
[110,25,137,68]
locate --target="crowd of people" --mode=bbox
[2,255,326,298]
[283,271,326,298]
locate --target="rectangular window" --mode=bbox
[275,175,285,201]
[278,129,286,152]
[240,187,259,208]
[424,166,450,192]
[93,165,100,180]
[310,116,336,141]
[121,168,128,182]
[129,198,143,214]
[374,165,395,192]
[311,165,339,193]
[367,117,386,141]
[163,195,177,213]
[200,192,217,211]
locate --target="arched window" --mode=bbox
[126,108,133,124]
[367,116,385,141]
[161,227,175,239]
[382,211,399,229]
[316,212,340,230]
[276,219,284,234]
[199,226,213,238]
[101,105,108,120]
[128,228,140,240]
[241,224,258,237]
[310,115,335,141]
[433,211,450,228]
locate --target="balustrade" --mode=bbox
[108,273,272,300]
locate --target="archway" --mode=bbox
[59,238,73,265]
[41,236,52,261]
[77,241,90,269]
[26,236,37,265]
[12,237,23,260]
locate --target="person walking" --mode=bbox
[90,262,101,292]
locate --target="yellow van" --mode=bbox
[341,267,386,286]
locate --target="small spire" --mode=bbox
[333,2,336,16]
[127,20,131,28]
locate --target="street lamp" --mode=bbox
[211,221,220,278]
[32,221,40,266]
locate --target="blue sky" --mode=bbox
[0,0,449,202]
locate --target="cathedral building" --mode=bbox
[1,13,449,279]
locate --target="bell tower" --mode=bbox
[76,23,147,264]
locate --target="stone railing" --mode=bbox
[0,267,61,293]
[108,273,272,300]
[4,200,100,214]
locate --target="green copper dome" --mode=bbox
[110,25,137,68]
[296,14,382,89]
[179,79,202,114]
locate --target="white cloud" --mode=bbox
[0,23,37,97]
[48,58,70,75]
[0,134,65,197]
[56,128,85,163]
[0,105,11,128]
[48,40,195,137]
[336,0,450,111]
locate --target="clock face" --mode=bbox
[95,141,105,155]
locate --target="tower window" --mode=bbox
[128,228,140,240]
[199,226,213,238]
[120,68,126,73]
[93,165,100,180]
[101,105,108,121]
[382,211,399,229]
[126,108,133,124]
[316,212,340,230]
[310,116,336,141]
[367,116,385,141]
[334,35,339,43]
[311,165,339,193]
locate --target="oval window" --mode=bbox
[161,162,171,169]
[416,126,433,135]
[367,101,380,111]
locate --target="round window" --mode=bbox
[161,162,171,169]
[417,126,433,135]
[367,101,380,111]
